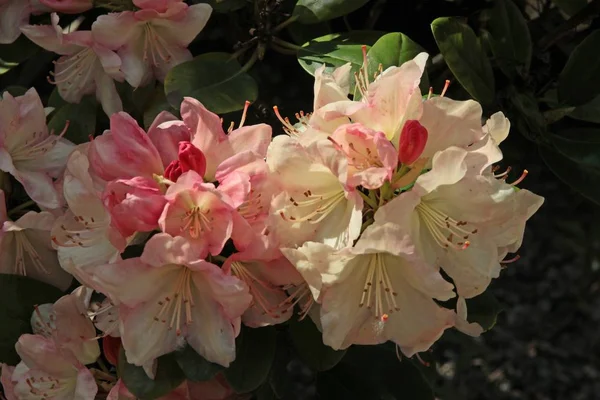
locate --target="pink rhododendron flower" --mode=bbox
[0,0,49,44]
[0,88,74,209]
[30,288,100,365]
[281,228,457,354]
[103,176,166,238]
[92,0,213,87]
[183,98,272,181]
[164,141,207,182]
[159,171,242,258]
[21,13,124,116]
[51,145,123,283]
[89,112,164,182]
[84,234,252,368]
[1,335,97,400]
[267,135,363,250]
[0,190,72,291]
[374,146,544,299]
[147,110,191,167]
[329,123,397,189]
[39,0,92,13]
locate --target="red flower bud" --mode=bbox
[398,120,428,165]
[178,141,207,177]
[102,335,121,366]
[164,160,183,181]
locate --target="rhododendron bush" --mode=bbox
[1,0,598,399]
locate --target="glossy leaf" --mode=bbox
[465,292,503,330]
[297,31,384,77]
[547,129,600,170]
[0,275,64,364]
[164,52,258,114]
[558,30,600,106]
[569,95,600,123]
[47,96,98,144]
[174,345,224,382]
[289,317,346,372]
[366,32,430,92]
[118,349,185,400]
[318,344,434,400]
[293,0,370,24]
[540,145,600,205]
[287,21,332,45]
[224,326,277,393]
[432,17,495,105]
[485,0,532,78]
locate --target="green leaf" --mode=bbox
[569,94,600,123]
[297,31,384,77]
[287,21,332,45]
[318,345,434,400]
[0,275,64,364]
[224,326,277,393]
[431,17,495,105]
[174,345,224,382]
[558,30,600,106]
[540,145,600,205]
[485,0,532,78]
[366,32,430,92]
[255,384,278,400]
[118,349,185,400]
[546,129,600,170]
[465,292,503,330]
[293,0,370,24]
[47,96,98,144]
[551,0,587,16]
[0,35,40,64]
[506,87,546,142]
[164,52,258,114]
[2,86,28,97]
[143,84,175,130]
[289,317,346,372]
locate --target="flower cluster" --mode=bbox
[0,39,543,399]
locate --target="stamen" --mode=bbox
[417,202,476,251]
[494,166,512,178]
[359,255,400,319]
[427,87,433,100]
[441,79,451,97]
[501,254,520,264]
[239,100,251,128]
[509,169,528,186]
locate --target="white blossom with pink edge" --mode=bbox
[91,0,212,87]
[0,88,74,209]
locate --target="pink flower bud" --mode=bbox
[398,120,428,165]
[164,160,183,182]
[39,0,93,13]
[178,141,207,177]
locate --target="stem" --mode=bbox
[359,190,378,209]
[273,15,299,33]
[8,200,36,217]
[240,49,260,74]
[271,37,303,51]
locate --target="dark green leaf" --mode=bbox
[540,145,600,205]
[485,0,532,78]
[0,35,40,64]
[465,292,503,330]
[546,129,600,170]
[2,86,27,97]
[431,17,495,105]
[255,383,278,400]
[287,21,332,45]
[0,275,64,364]
[47,96,98,144]
[143,84,175,130]
[366,32,430,93]
[318,345,434,400]
[174,345,224,382]
[118,349,185,400]
[558,29,600,106]
[224,326,277,393]
[506,88,546,142]
[289,317,346,372]
[551,0,587,16]
[569,95,600,123]
[48,87,68,108]
[164,52,258,114]
[297,31,384,78]
[293,0,370,24]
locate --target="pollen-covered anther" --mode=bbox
[359,254,400,320]
[417,202,477,251]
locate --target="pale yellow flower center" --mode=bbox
[142,23,173,66]
[14,231,50,276]
[181,206,213,238]
[271,282,314,320]
[237,189,263,222]
[416,202,477,250]
[23,375,73,399]
[280,189,345,224]
[359,254,399,321]
[48,47,97,92]
[230,261,283,318]
[153,268,194,337]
